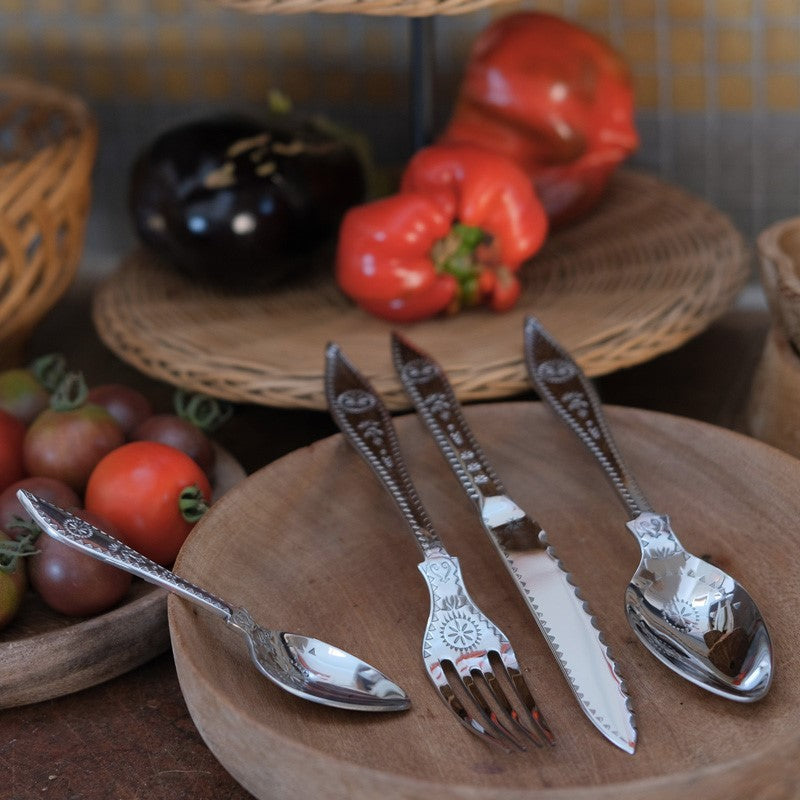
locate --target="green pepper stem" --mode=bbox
[431,223,501,310]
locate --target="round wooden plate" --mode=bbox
[169,404,797,799]
[0,444,246,708]
[93,170,749,411]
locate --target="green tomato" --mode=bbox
[0,368,49,425]
[0,531,28,630]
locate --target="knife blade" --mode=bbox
[390,331,636,754]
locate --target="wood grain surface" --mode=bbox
[0,445,246,708]
[169,402,798,799]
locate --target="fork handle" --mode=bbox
[523,316,653,518]
[325,343,447,558]
[391,332,506,510]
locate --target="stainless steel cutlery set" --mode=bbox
[19,317,773,757]
[326,316,773,754]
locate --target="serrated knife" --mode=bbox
[390,331,636,754]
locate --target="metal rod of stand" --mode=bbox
[409,17,436,153]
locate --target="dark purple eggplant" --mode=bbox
[128,114,367,289]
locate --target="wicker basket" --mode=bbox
[213,0,497,14]
[756,216,800,352]
[0,76,98,368]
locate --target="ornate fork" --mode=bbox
[325,343,555,752]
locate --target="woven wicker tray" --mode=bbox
[92,170,749,411]
[213,0,499,15]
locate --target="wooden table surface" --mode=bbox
[1,282,774,800]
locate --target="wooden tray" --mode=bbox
[93,170,750,411]
[0,444,246,708]
[169,404,797,799]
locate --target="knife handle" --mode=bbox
[522,316,653,518]
[390,332,506,512]
[324,343,447,558]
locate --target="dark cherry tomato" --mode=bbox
[23,373,125,493]
[0,476,80,541]
[0,531,27,630]
[128,113,366,289]
[86,383,154,437]
[28,508,132,617]
[85,441,212,566]
[131,414,215,476]
[0,409,26,493]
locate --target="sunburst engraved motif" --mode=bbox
[662,597,702,633]
[63,516,94,539]
[440,611,480,651]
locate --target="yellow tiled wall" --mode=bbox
[2,0,800,259]
[4,1,800,111]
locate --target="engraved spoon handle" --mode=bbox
[390,331,506,508]
[17,490,233,619]
[522,316,653,518]
[325,343,446,558]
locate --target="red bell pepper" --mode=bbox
[335,144,547,322]
[439,12,639,227]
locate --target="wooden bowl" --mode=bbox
[756,217,800,351]
[0,75,97,368]
[170,404,798,799]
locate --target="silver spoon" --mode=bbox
[523,317,773,702]
[17,490,411,713]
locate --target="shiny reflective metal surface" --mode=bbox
[17,490,410,713]
[325,343,554,752]
[523,316,774,702]
[391,332,636,754]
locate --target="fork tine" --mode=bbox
[435,680,517,753]
[480,665,547,748]
[461,671,528,752]
[496,652,556,746]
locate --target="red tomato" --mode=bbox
[85,441,212,566]
[0,409,26,493]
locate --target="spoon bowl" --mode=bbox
[625,513,773,701]
[17,490,410,713]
